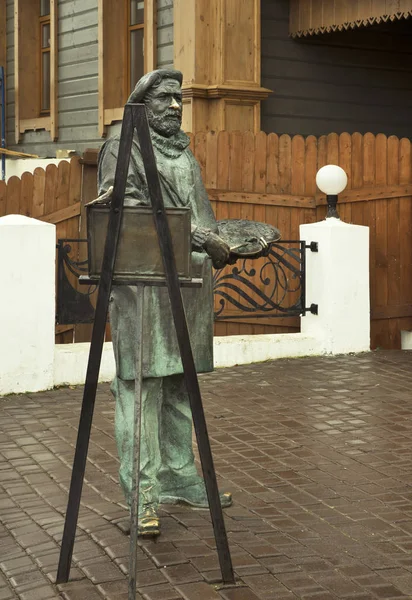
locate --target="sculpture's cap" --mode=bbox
[127,69,183,104]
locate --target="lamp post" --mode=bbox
[316,165,348,219]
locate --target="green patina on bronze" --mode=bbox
[97,70,232,525]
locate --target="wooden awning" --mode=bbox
[289,0,412,38]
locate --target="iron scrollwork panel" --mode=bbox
[213,241,306,320]
[56,239,308,324]
[56,239,97,325]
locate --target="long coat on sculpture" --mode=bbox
[97,69,232,535]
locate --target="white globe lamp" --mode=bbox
[316,165,348,219]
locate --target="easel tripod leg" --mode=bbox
[56,291,112,583]
[56,105,135,585]
[134,108,235,586]
[128,284,144,600]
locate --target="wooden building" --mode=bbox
[0,0,412,157]
[1,0,412,349]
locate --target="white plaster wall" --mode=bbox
[401,330,412,350]
[53,333,323,387]
[54,342,116,387]
[5,158,69,182]
[213,333,319,368]
[0,215,55,394]
[301,219,370,355]
[0,216,371,395]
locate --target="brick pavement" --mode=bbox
[1,351,412,599]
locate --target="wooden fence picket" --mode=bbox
[6,177,20,214]
[20,172,34,217]
[32,167,46,218]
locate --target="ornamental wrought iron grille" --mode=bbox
[56,239,96,325]
[214,240,317,320]
[56,238,318,325]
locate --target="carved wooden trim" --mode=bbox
[290,0,412,38]
[103,107,124,126]
[182,84,272,101]
[19,117,51,133]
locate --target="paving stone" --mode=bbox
[367,584,408,598]
[8,571,45,588]
[97,579,144,599]
[300,594,337,600]
[242,574,292,598]
[176,543,214,558]
[80,557,124,584]
[218,586,262,600]
[176,582,221,599]
[0,588,17,600]
[162,564,203,585]
[59,581,104,600]
[190,555,219,572]
[140,583,183,599]
[14,582,57,600]
[202,571,224,585]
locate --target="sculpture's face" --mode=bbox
[145,79,183,137]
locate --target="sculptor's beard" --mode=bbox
[146,106,182,138]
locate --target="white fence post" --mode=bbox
[300,219,370,354]
[0,215,56,395]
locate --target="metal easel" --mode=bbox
[56,104,235,599]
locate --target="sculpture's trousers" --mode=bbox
[112,374,201,508]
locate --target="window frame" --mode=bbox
[0,1,6,73]
[14,0,58,143]
[98,0,157,137]
[39,9,51,115]
[127,0,145,99]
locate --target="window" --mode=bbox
[40,0,51,114]
[128,1,145,96]
[98,0,157,137]
[14,0,57,142]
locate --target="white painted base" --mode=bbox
[401,331,412,350]
[0,215,55,395]
[54,343,116,387]
[213,333,320,368]
[52,331,365,389]
[0,216,372,395]
[301,219,370,355]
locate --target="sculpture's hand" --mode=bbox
[203,232,231,269]
[227,254,238,265]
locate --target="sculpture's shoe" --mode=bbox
[159,482,232,509]
[138,505,161,537]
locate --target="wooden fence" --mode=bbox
[188,131,317,337]
[188,131,412,349]
[1,131,411,350]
